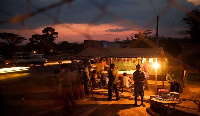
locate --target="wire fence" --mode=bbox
[0,0,200,72]
[1,0,199,42]
[0,0,200,48]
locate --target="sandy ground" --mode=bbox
[0,65,200,116]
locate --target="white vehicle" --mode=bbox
[5,53,47,66]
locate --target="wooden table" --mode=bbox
[150,98,181,114]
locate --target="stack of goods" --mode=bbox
[158,89,169,97]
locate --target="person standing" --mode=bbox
[73,67,85,100]
[133,64,146,107]
[108,63,120,101]
[83,67,90,95]
[91,70,97,90]
[96,58,106,88]
[56,64,76,115]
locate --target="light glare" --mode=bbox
[153,62,159,69]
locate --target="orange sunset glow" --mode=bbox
[1,23,143,43]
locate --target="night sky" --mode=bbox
[0,0,200,43]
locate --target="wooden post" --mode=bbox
[156,16,159,47]
[155,58,158,95]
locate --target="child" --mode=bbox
[121,72,132,93]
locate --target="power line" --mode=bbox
[159,18,184,28]
[149,0,157,16]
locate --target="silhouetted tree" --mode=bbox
[114,38,120,42]
[0,32,26,55]
[28,27,58,55]
[159,37,183,58]
[42,27,58,43]
[0,32,26,45]
[182,9,200,43]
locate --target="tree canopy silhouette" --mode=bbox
[28,27,58,55]
[0,32,26,45]
[182,9,200,43]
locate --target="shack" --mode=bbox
[77,47,168,81]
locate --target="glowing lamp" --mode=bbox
[153,62,159,69]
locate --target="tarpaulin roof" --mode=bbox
[77,47,161,58]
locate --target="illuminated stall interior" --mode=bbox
[77,47,168,80]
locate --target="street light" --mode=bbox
[153,58,159,95]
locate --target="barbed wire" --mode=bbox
[0,0,200,72]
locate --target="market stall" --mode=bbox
[77,47,168,81]
[77,46,183,113]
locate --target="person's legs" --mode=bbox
[134,96,137,106]
[171,82,175,92]
[144,79,149,90]
[114,84,120,100]
[121,86,124,93]
[63,92,74,115]
[134,85,138,106]
[141,95,143,105]
[84,83,89,95]
[80,85,85,100]
[108,84,113,101]
[68,92,76,107]
[139,91,146,107]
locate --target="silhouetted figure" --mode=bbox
[166,71,180,92]
[108,63,120,101]
[133,64,146,107]
[91,70,97,90]
[56,64,76,115]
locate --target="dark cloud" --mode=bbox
[105,28,132,32]
[0,0,199,39]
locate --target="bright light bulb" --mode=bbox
[153,62,159,69]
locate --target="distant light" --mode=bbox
[44,60,72,66]
[149,58,153,63]
[33,51,36,53]
[142,58,146,63]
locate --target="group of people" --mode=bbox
[53,59,153,114]
[107,63,148,107]
[52,57,183,113]
[52,59,110,114]
[53,63,90,115]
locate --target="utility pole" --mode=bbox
[156,16,159,47]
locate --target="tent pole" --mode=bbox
[162,57,164,88]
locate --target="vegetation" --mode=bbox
[0,32,26,56]
[181,9,200,43]
[26,27,58,55]
[0,27,84,59]
[0,9,199,61]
